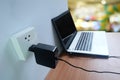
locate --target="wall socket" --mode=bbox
[10,27,38,61]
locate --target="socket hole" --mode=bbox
[28,35,30,37]
[25,37,27,40]
[28,39,30,41]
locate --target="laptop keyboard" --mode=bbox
[75,32,93,51]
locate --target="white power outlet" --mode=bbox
[10,27,38,61]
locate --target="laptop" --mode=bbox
[52,10,109,58]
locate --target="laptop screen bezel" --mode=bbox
[51,10,77,51]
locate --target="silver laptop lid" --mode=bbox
[52,10,77,51]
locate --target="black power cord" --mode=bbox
[109,56,120,59]
[56,57,120,75]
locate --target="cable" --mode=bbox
[56,57,120,75]
[109,56,120,59]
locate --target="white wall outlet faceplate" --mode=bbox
[10,27,38,61]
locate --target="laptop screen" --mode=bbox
[52,10,77,49]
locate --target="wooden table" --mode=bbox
[45,33,120,80]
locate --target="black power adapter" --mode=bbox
[29,43,59,68]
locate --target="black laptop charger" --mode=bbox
[29,43,59,68]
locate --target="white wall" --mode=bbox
[0,0,68,80]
